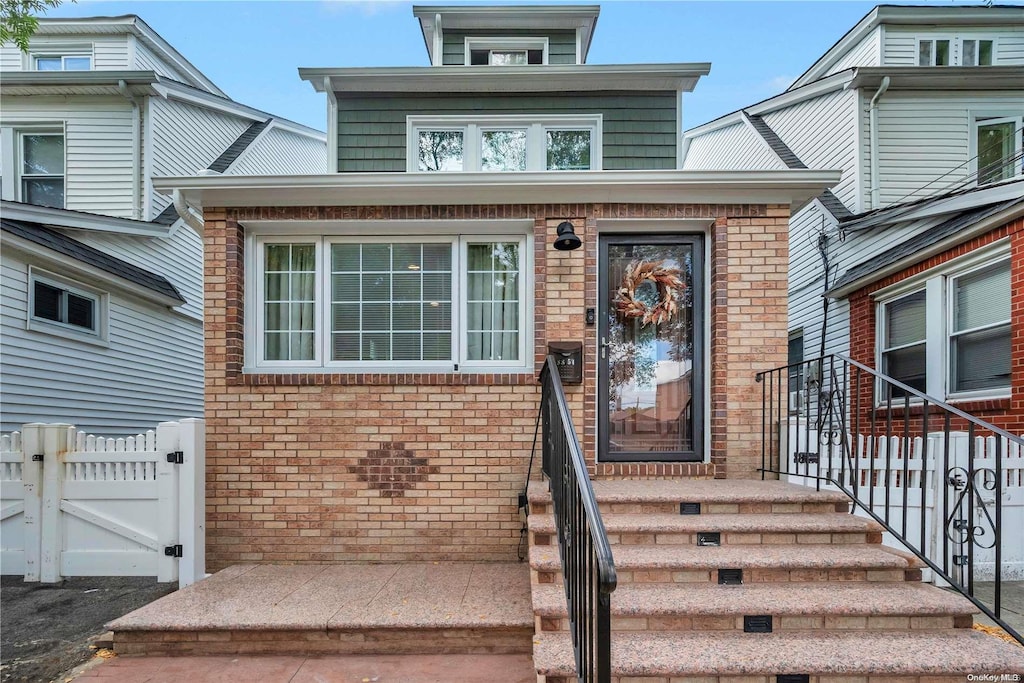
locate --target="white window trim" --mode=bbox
[29,44,94,71]
[406,114,602,173]
[872,242,1011,403]
[969,113,1023,187]
[252,236,323,369]
[464,37,549,66]
[915,35,998,66]
[6,125,67,208]
[247,233,534,373]
[26,266,108,346]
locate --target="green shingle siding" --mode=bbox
[441,29,577,65]
[336,92,678,172]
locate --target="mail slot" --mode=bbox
[548,342,583,384]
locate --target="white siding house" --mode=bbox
[0,16,326,433]
[682,4,1024,391]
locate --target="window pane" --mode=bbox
[490,51,527,65]
[547,130,592,170]
[63,56,91,70]
[977,121,1016,184]
[35,57,62,70]
[329,242,452,362]
[527,49,543,65]
[954,261,1010,331]
[918,41,933,66]
[884,291,926,348]
[936,40,950,65]
[23,134,64,174]
[963,40,977,66]
[952,324,1010,392]
[418,131,464,171]
[465,242,520,361]
[481,130,527,172]
[265,333,287,361]
[470,50,488,66]
[33,281,61,321]
[22,178,63,208]
[66,293,94,329]
[979,40,993,66]
[882,344,926,398]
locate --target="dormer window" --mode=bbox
[917,37,996,66]
[32,51,92,71]
[465,38,547,66]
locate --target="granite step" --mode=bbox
[528,479,851,516]
[532,630,1024,681]
[530,544,921,586]
[528,511,883,547]
[531,582,976,633]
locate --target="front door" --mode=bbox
[598,235,703,462]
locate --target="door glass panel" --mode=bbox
[605,242,695,457]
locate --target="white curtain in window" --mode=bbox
[466,243,519,361]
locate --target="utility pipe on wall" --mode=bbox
[868,76,890,210]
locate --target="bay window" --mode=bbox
[875,250,1011,402]
[252,235,530,370]
[409,115,601,172]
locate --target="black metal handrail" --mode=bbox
[539,356,617,683]
[756,353,1023,644]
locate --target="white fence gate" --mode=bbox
[784,420,1024,583]
[0,420,205,588]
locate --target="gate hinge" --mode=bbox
[166,451,184,464]
[31,453,43,462]
[164,544,183,558]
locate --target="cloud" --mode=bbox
[765,75,795,91]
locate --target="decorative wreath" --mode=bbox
[614,260,684,327]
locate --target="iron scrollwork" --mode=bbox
[945,466,998,551]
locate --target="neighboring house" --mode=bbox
[156,3,837,569]
[681,5,1024,426]
[0,15,326,433]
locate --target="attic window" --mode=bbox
[465,38,547,66]
[33,51,92,71]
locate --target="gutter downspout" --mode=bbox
[172,189,204,233]
[117,79,143,220]
[868,76,890,210]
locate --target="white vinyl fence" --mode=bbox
[0,420,205,588]
[784,420,1024,583]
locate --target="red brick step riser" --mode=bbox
[535,613,971,633]
[532,568,921,587]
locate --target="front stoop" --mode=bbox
[527,479,1024,682]
[108,562,533,656]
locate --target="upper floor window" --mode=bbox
[917,37,995,66]
[33,52,92,71]
[465,38,547,66]
[409,115,601,173]
[974,115,1022,185]
[19,131,65,208]
[27,268,108,343]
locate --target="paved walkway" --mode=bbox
[71,653,536,682]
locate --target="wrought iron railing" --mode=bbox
[756,354,1023,645]
[539,356,617,682]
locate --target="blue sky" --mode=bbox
[43,1,1008,131]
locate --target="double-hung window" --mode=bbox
[253,235,530,371]
[875,250,1011,402]
[18,131,65,208]
[410,115,601,173]
[974,115,1022,185]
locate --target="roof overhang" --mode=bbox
[31,16,225,96]
[301,63,710,95]
[839,180,1024,232]
[847,66,1024,91]
[791,5,1024,90]
[827,200,1024,299]
[412,5,600,64]
[154,169,842,214]
[0,200,172,237]
[0,70,159,97]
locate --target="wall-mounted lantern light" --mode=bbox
[553,221,582,251]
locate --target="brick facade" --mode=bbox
[203,203,791,569]
[847,216,1024,434]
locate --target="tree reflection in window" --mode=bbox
[418,131,464,171]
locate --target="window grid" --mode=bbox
[465,243,521,362]
[263,243,317,362]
